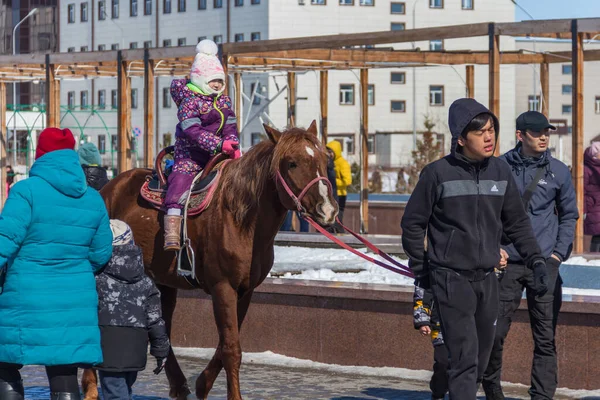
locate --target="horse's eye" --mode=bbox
[289,161,297,169]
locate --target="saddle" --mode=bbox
[140,146,229,216]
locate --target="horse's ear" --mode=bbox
[263,124,281,144]
[306,120,318,136]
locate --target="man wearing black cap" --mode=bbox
[402,99,547,399]
[482,111,579,400]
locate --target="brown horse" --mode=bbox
[83,122,338,400]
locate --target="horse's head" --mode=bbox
[266,121,339,227]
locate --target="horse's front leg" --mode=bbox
[81,368,99,400]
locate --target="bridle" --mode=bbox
[275,170,332,214]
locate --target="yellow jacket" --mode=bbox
[326,140,352,196]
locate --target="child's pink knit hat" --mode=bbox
[190,39,225,95]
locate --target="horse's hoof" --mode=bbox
[169,383,192,400]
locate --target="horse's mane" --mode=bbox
[220,128,320,228]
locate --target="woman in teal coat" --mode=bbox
[0,128,113,400]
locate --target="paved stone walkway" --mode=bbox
[20,355,585,399]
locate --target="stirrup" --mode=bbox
[177,237,196,279]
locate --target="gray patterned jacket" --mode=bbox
[96,244,170,371]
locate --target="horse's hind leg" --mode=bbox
[81,368,99,400]
[158,284,191,400]
[196,289,254,399]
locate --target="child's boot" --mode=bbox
[164,215,183,251]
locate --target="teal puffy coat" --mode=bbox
[0,149,113,366]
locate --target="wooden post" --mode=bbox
[488,24,500,156]
[572,20,584,253]
[0,82,6,208]
[234,72,242,141]
[540,62,550,117]
[466,65,475,98]
[287,72,296,128]
[360,68,369,234]
[320,70,328,145]
[45,54,60,128]
[143,49,155,168]
[117,51,132,173]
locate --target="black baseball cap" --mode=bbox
[516,111,556,132]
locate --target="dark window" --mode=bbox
[99,1,106,19]
[562,104,572,114]
[461,0,473,9]
[178,0,186,11]
[251,32,260,41]
[391,22,405,31]
[214,0,223,7]
[429,85,444,106]
[112,0,120,18]
[163,39,172,47]
[68,91,75,109]
[562,64,572,75]
[163,88,172,108]
[339,84,354,105]
[111,135,118,151]
[111,90,118,109]
[98,135,107,154]
[251,0,260,3]
[111,43,119,50]
[68,4,76,22]
[131,0,138,16]
[129,42,138,49]
[235,0,243,5]
[562,84,573,95]
[178,38,186,46]
[213,35,222,44]
[251,132,262,146]
[367,84,375,106]
[234,33,244,42]
[359,0,373,4]
[98,44,106,51]
[67,47,76,52]
[429,0,443,8]
[80,46,89,52]
[98,90,106,109]
[198,36,207,42]
[144,40,152,48]
[340,0,353,5]
[198,0,207,8]
[131,89,138,109]
[391,100,406,112]
[390,2,405,13]
[164,0,171,13]
[145,0,152,14]
[391,71,405,84]
[250,83,261,105]
[81,2,89,21]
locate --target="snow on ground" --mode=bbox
[173,347,600,398]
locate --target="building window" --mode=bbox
[251,132,262,146]
[81,2,89,21]
[129,42,138,49]
[98,44,106,51]
[596,96,600,114]
[562,64,572,75]
[68,91,75,109]
[68,4,76,22]
[250,83,261,105]
[111,43,119,50]
[67,47,76,52]
[98,135,107,154]
[178,38,186,46]
[163,88,172,108]
[111,135,118,151]
[251,32,261,41]
[198,36,207,42]
[251,0,260,3]
[98,90,106,109]
[214,0,223,7]
[562,84,572,95]
[391,2,405,13]
[339,84,355,105]
[163,39,171,47]
[391,23,405,31]
[131,89,138,109]
[99,1,106,19]
[429,0,442,8]
[367,135,375,154]
[178,0,186,11]
[562,104,572,114]
[163,133,173,147]
[311,0,326,4]
[461,0,473,9]
[391,100,406,112]
[340,0,353,5]
[80,46,89,52]
[144,40,152,48]
[429,86,444,106]
[213,35,223,44]
[360,0,374,5]
[367,84,375,106]
[131,0,138,15]
[391,71,406,84]
[528,95,540,112]
[164,0,171,13]
[111,90,118,109]
[145,0,152,14]
[235,0,243,5]
[198,0,207,9]
[430,40,443,51]
[112,0,119,17]
[234,33,244,42]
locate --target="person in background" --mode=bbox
[94,219,170,400]
[584,142,600,252]
[78,142,109,191]
[5,166,15,196]
[326,140,352,224]
[0,127,113,400]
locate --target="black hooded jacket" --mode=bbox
[82,165,109,191]
[96,244,170,371]
[401,98,543,275]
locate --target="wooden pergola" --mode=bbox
[0,18,598,251]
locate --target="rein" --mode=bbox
[275,170,414,278]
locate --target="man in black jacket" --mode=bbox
[483,111,578,400]
[401,98,548,399]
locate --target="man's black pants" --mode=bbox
[482,259,562,400]
[431,267,498,400]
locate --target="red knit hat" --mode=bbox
[35,127,76,160]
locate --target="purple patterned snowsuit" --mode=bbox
[165,78,238,210]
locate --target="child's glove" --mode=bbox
[221,139,241,159]
[153,357,167,375]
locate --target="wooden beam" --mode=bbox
[466,65,474,98]
[45,55,60,128]
[117,51,132,173]
[572,21,584,253]
[489,24,501,156]
[540,63,549,117]
[496,18,600,36]
[287,72,296,128]
[0,81,6,208]
[234,72,242,142]
[320,70,328,145]
[143,49,155,169]
[360,68,369,234]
